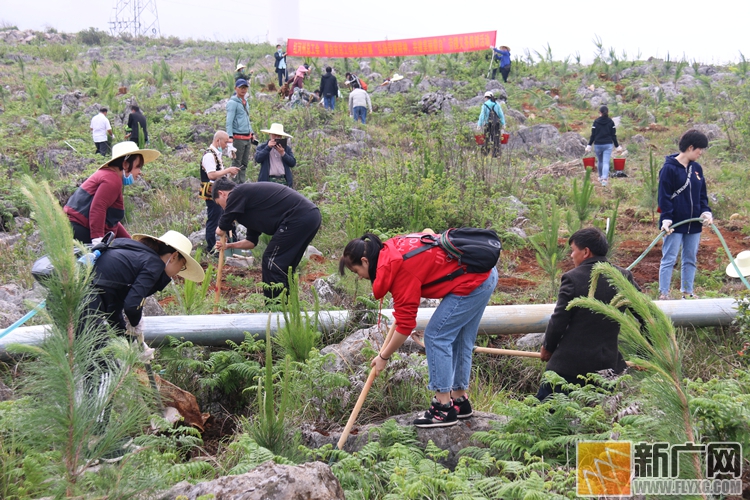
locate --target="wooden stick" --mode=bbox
[213,234,226,314]
[337,321,397,450]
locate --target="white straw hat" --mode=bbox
[726,250,750,277]
[236,63,245,71]
[390,73,404,82]
[260,123,293,138]
[132,230,205,282]
[99,141,160,170]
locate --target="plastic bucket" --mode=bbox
[613,158,626,171]
[474,134,485,145]
[582,157,596,168]
[501,133,510,144]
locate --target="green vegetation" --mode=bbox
[1,29,749,498]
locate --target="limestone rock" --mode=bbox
[160,460,345,500]
[320,325,424,372]
[418,91,458,115]
[516,332,545,348]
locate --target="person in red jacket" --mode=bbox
[339,232,498,428]
[64,141,160,244]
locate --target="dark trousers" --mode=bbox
[276,68,287,87]
[535,372,582,401]
[95,141,109,156]
[205,199,222,251]
[231,138,252,184]
[262,209,321,299]
[491,64,511,82]
[483,123,501,157]
[72,221,93,244]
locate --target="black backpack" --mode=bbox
[485,103,501,126]
[402,228,502,287]
[32,232,115,286]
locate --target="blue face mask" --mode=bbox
[122,173,134,186]
[216,147,223,154]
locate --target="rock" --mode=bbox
[372,78,412,94]
[358,60,371,75]
[498,196,528,217]
[58,90,86,115]
[511,124,561,150]
[418,77,467,92]
[188,229,205,248]
[484,81,508,101]
[313,275,338,304]
[34,148,97,176]
[225,255,254,268]
[507,227,527,239]
[142,296,166,317]
[160,460,345,500]
[320,325,424,372]
[175,177,201,192]
[350,129,370,142]
[691,123,723,141]
[577,85,611,109]
[327,141,368,162]
[303,245,323,260]
[516,332,545,348]
[204,98,228,115]
[189,123,215,144]
[503,107,526,124]
[630,134,647,144]
[0,380,13,402]
[36,114,55,129]
[555,132,588,159]
[418,91,458,115]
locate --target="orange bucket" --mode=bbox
[613,158,626,171]
[501,133,509,144]
[582,157,596,169]
[474,134,485,145]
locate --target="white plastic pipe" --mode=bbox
[0,299,738,359]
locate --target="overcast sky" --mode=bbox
[1,0,748,65]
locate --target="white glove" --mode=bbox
[616,146,623,153]
[700,211,713,227]
[140,341,155,362]
[661,219,673,235]
[91,237,103,246]
[585,145,592,153]
[126,321,144,339]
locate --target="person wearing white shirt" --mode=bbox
[200,130,240,253]
[90,108,113,156]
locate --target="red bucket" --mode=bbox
[582,157,596,169]
[613,158,626,171]
[501,133,509,144]
[474,134,485,145]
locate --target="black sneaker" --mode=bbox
[452,395,473,419]
[413,398,458,428]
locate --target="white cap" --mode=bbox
[484,91,494,98]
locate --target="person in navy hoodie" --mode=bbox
[657,129,712,300]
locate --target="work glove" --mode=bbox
[91,237,103,246]
[616,146,623,153]
[661,219,673,235]
[584,145,592,153]
[126,321,144,339]
[700,211,713,227]
[140,341,155,363]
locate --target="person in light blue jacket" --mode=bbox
[477,91,505,157]
[226,79,256,183]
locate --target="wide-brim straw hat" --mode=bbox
[132,230,205,282]
[726,250,750,277]
[260,123,293,138]
[390,73,404,82]
[236,63,245,71]
[99,141,161,169]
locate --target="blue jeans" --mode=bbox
[594,143,613,180]
[352,106,367,124]
[323,96,336,110]
[423,268,498,393]
[659,232,701,295]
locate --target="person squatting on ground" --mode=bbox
[291,64,310,93]
[491,45,511,82]
[477,91,505,157]
[348,82,372,124]
[226,79,256,184]
[657,129,712,300]
[274,45,287,87]
[125,105,148,147]
[200,130,240,254]
[90,107,113,156]
[339,232,498,428]
[212,179,321,300]
[585,105,622,187]
[65,142,160,244]
[255,123,296,188]
[537,227,640,401]
[319,66,339,111]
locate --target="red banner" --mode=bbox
[287,31,496,59]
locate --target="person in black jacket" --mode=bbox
[212,179,320,299]
[254,123,296,188]
[585,105,622,187]
[319,66,339,111]
[125,105,148,147]
[89,230,204,337]
[536,227,640,401]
